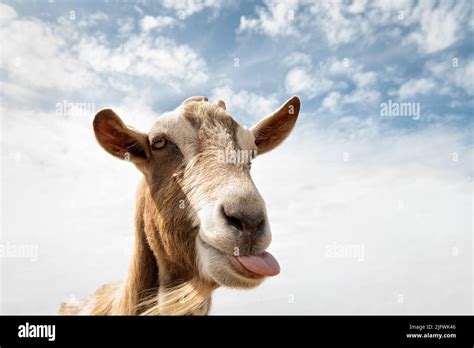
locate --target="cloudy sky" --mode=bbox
[0,0,472,314]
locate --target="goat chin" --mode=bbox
[195,236,266,290]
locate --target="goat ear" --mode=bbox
[182,96,208,104]
[251,96,300,156]
[93,109,150,163]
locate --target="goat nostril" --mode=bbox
[225,214,244,231]
[221,206,265,234]
[221,206,243,231]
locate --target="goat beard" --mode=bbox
[137,277,215,315]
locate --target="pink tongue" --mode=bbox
[236,251,280,276]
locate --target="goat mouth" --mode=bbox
[227,255,266,279]
[230,252,280,277]
[198,236,280,280]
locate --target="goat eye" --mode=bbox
[151,138,167,150]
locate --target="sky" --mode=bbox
[0,0,473,314]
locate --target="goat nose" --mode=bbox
[221,206,265,234]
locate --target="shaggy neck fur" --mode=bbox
[121,179,215,315]
[60,179,215,316]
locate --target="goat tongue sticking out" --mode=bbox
[235,252,280,276]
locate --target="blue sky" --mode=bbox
[1,0,473,137]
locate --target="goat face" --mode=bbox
[93,96,300,289]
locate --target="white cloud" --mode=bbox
[117,17,135,37]
[371,0,413,12]
[162,0,231,17]
[77,12,108,28]
[353,71,377,88]
[343,87,380,105]
[426,58,474,96]
[283,54,338,99]
[348,0,368,14]
[307,1,370,46]
[0,81,40,101]
[0,2,17,21]
[285,56,379,106]
[0,4,209,101]
[140,15,177,32]
[283,52,312,67]
[318,87,380,116]
[449,61,474,95]
[239,0,300,37]
[302,1,408,47]
[75,35,208,90]
[285,66,334,98]
[398,78,437,99]
[321,91,342,113]
[0,6,94,91]
[210,86,279,122]
[240,0,469,54]
[303,0,406,47]
[327,59,351,75]
[405,0,469,53]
